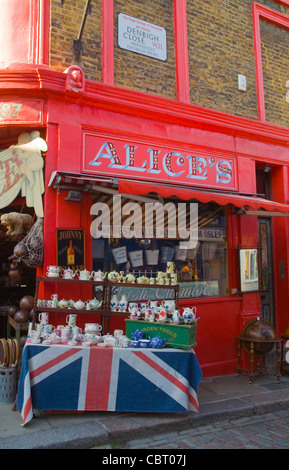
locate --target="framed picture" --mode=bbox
[239,248,259,292]
[56,229,85,270]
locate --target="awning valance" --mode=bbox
[49,171,289,216]
[118,180,289,216]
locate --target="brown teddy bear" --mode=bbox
[1,212,32,236]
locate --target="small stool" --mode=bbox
[7,316,28,342]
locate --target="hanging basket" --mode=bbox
[12,217,44,268]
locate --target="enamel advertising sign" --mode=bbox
[82,131,237,191]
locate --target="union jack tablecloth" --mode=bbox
[16,341,202,426]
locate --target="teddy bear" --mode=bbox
[1,212,33,236]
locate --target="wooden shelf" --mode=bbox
[34,276,179,334]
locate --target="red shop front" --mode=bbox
[1,66,289,377]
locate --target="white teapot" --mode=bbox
[58,298,68,309]
[92,270,106,281]
[182,307,197,324]
[87,298,102,310]
[73,299,86,310]
[62,268,76,279]
[77,269,91,281]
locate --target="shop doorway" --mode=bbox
[258,217,275,326]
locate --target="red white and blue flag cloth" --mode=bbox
[17,341,202,426]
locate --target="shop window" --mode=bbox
[92,198,228,299]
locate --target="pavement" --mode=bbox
[1,370,289,449]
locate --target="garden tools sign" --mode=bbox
[0,131,47,217]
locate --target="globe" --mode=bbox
[241,318,276,356]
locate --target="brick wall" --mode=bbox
[113,0,176,99]
[49,0,289,126]
[50,0,102,81]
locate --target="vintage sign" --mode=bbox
[83,132,237,191]
[0,131,47,217]
[118,13,167,61]
[57,229,85,270]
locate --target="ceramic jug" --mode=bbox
[110,294,119,311]
[118,294,128,312]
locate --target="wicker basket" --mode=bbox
[0,366,17,404]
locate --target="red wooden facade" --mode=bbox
[1,0,289,377]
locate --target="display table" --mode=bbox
[16,340,202,426]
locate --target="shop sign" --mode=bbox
[0,131,47,217]
[118,13,167,61]
[57,229,85,270]
[198,228,225,240]
[106,280,219,300]
[83,132,237,190]
[0,101,42,123]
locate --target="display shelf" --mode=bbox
[33,275,180,334]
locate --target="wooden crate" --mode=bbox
[125,319,197,349]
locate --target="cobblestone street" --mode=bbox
[108,409,289,449]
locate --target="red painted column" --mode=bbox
[174,0,190,103]
[102,0,114,85]
[0,0,49,68]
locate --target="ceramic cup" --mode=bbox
[61,327,70,343]
[38,312,49,325]
[43,324,54,334]
[139,339,151,348]
[66,314,77,327]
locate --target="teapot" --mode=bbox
[107,270,120,282]
[87,298,102,310]
[150,336,166,349]
[62,268,76,280]
[131,329,144,341]
[125,273,136,283]
[182,307,197,324]
[91,270,106,281]
[77,269,91,281]
[73,299,86,310]
[58,298,68,309]
[137,275,150,284]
